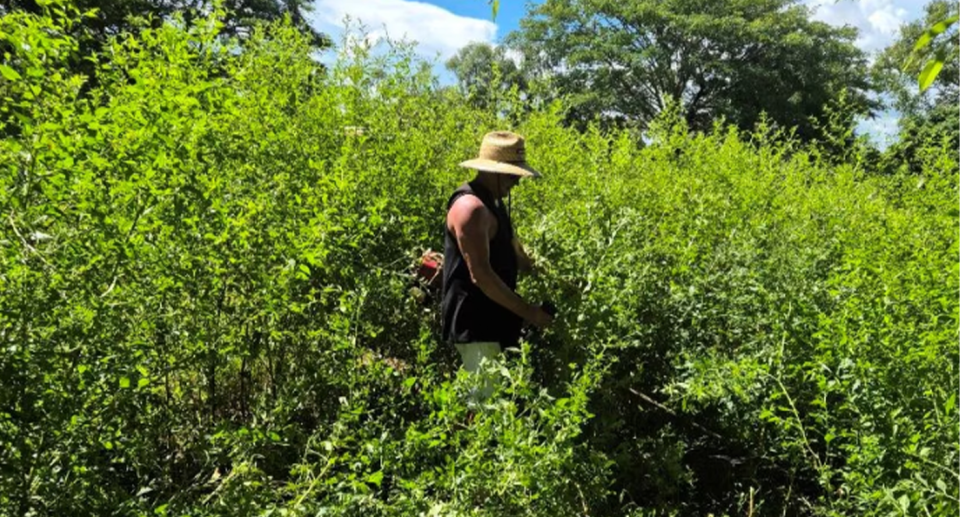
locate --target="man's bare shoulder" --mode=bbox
[448,194,492,231]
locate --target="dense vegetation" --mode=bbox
[1,3,957,516]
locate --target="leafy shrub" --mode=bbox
[0,4,956,516]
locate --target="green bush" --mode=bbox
[1,4,956,516]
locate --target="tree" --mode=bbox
[445,42,527,108]
[0,0,328,46]
[879,101,958,175]
[873,0,958,117]
[873,1,959,175]
[506,0,876,138]
[0,0,330,84]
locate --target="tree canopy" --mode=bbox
[873,0,958,118]
[0,0,329,84]
[445,42,527,108]
[506,0,876,139]
[0,0,328,46]
[872,0,959,174]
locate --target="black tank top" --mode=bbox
[441,180,522,347]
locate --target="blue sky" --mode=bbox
[306,0,931,147]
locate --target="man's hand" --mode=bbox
[525,304,554,328]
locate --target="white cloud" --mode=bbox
[309,0,497,62]
[803,0,911,53]
[867,8,903,36]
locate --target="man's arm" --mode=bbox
[448,196,551,327]
[513,237,534,273]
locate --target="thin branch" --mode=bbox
[902,449,960,480]
[628,388,723,440]
[8,213,51,268]
[100,200,149,297]
[764,371,822,472]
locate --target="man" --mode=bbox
[441,131,554,395]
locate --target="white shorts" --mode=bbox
[455,341,502,401]
[455,341,502,372]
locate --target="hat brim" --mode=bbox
[459,158,542,178]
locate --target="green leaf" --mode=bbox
[919,58,944,92]
[366,470,384,487]
[269,431,280,442]
[898,494,910,512]
[0,65,21,81]
[119,376,131,389]
[913,15,959,52]
[913,33,933,53]
[489,0,499,21]
[138,378,150,388]
[932,15,958,33]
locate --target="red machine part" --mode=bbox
[417,250,443,289]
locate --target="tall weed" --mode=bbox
[0,5,955,516]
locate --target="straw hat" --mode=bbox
[459,131,542,178]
